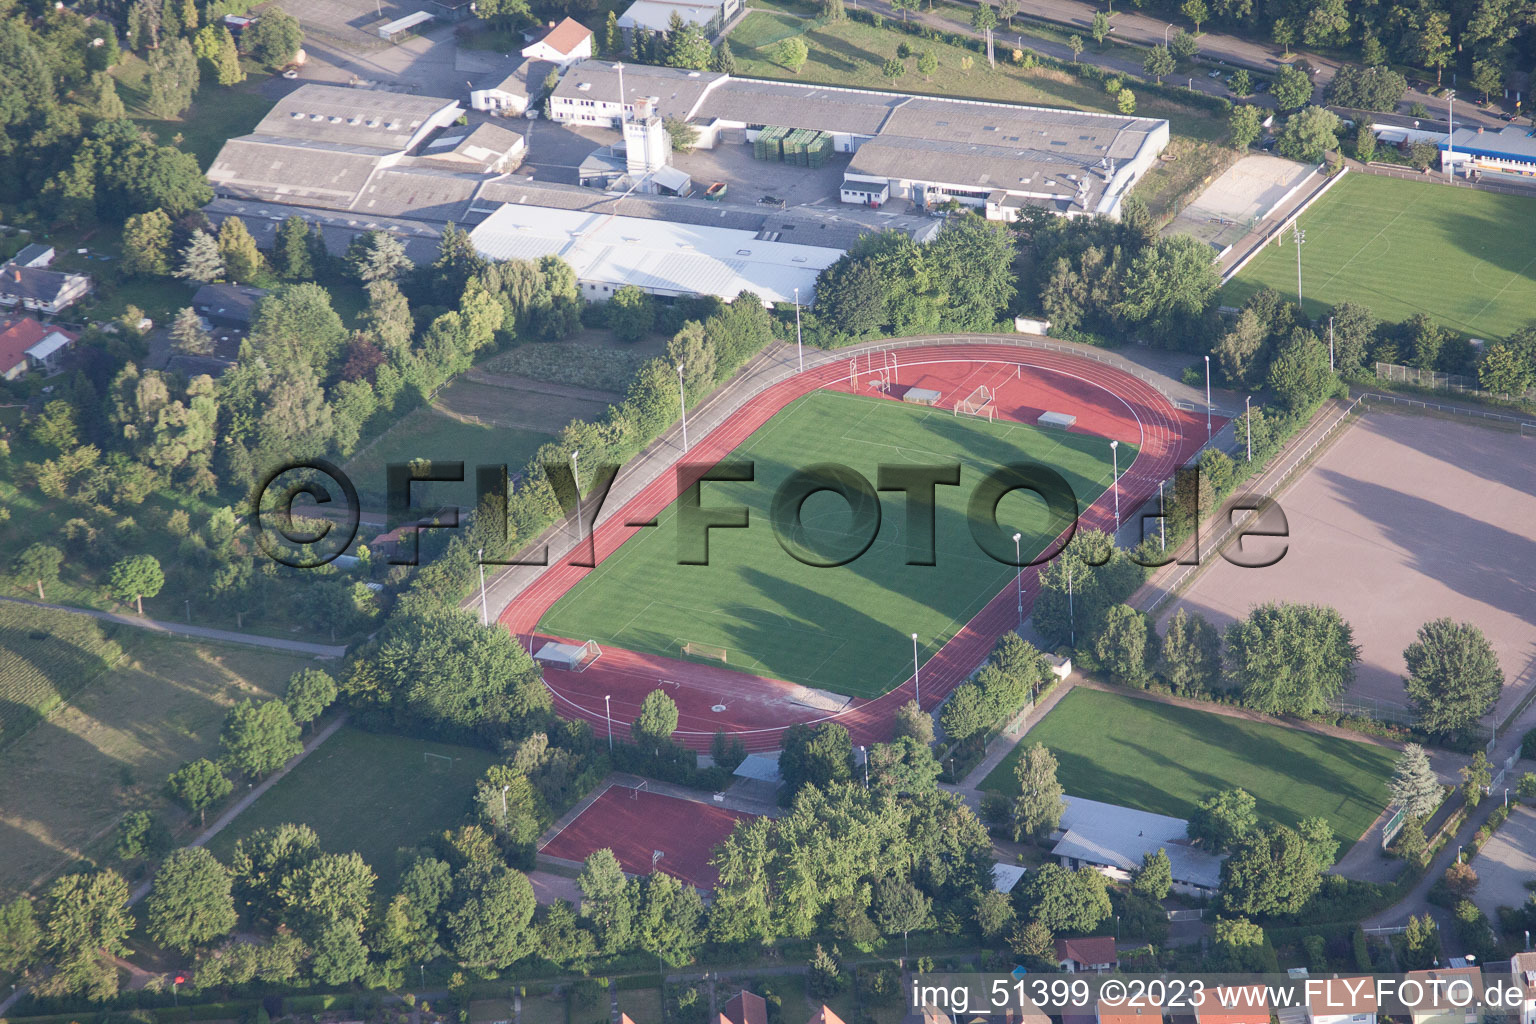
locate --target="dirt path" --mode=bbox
[462,367,622,406]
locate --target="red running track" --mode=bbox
[500,344,1215,753]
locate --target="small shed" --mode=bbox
[378,10,434,41]
[992,862,1026,894]
[1038,411,1077,429]
[903,387,942,406]
[533,640,598,671]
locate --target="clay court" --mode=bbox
[539,785,756,889]
[1159,408,1536,724]
[1168,155,1318,249]
[505,343,1214,751]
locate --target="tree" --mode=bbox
[0,898,39,975]
[712,39,737,74]
[169,306,213,356]
[1160,608,1221,695]
[1020,863,1111,933]
[1095,604,1150,685]
[665,23,712,69]
[893,699,934,744]
[1181,0,1206,29]
[578,850,632,955]
[284,668,338,728]
[917,49,938,80]
[608,284,656,342]
[773,36,809,72]
[1221,825,1323,916]
[972,2,998,31]
[273,215,316,280]
[1480,343,1534,396]
[1297,816,1338,873]
[973,888,1014,938]
[108,554,163,614]
[1230,104,1263,149]
[1117,234,1219,344]
[999,0,1019,25]
[1067,34,1084,63]
[779,722,854,795]
[890,0,920,21]
[882,56,905,80]
[248,283,349,370]
[664,116,700,152]
[1267,327,1334,409]
[1401,913,1440,969]
[146,848,237,953]
[175,229,224,284]
[194,25,244,85]
[632,870,704,967]
[13,543,63,601]
[1225,602,1358,715]
[1278,105,1342,162]
[1394,815,1427,864]
[1416,12,1452,85]
[247,7,303,69]
[1012,743,1066,840]
[632,688,679,749]
[1117,89,1136,114]
[1273,62,1314,110]
[1091,11,1110,45]
[167,759,232,825]
[1404,619,1505,738]
[1461,751,1493,808]
[114,810,171,860]
[220,699,302,778]
[312,920,369,984]
[1010,918,1055,964]
[1169,29,1199,61]
[145,37,198,119]
[809,943,844,995]
[873,877,930,956]
[1188,788,1257,852]
[1132,848,1172,899]
[43,870,133,998]
[1388,744,1442,819]
[1143,45,1175,82]
[347,230,412,283]
[1229,68,1251,95]
[122,209,173,277]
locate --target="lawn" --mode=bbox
[113,54,271,169]
[981,688,1397,842]
[204,728,496,887]
[0,633,308,899]
[0,601,125,750]
[343,403,554,506]
[538,390,1132,696]
[1222,172,1536,338]
[617,988,664,1024]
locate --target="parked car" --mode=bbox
[1208,68,1222,78]
[282,68,298,78]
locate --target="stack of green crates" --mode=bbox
[753,126,788,161]
[806,132,832,168]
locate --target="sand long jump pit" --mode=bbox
[1159,408,1536,724]
[1168,154,1318,250]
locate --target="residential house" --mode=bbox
[1405,966,1482,1024]
[192,283,269,328]
[1054,936,1118,974]
[1306,976,1378,1024]
[521,18,592,66]
[1193,984,1269,1024]
[471,58,552,115]
[720,990,767,1024]
[10,243,55,268]
[1511,952,1536,1024]
[0,317,48,380]
[0,261,93,315]
[1098,996,1163,1024]
[1050,796,1225,896]
[806,1008,847,1024]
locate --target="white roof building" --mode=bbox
[618,0,739,34]
[1051,795,1225,894]
[467,202,843,305]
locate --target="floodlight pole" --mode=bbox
[1328,316,1335,371]
[911,633,921,708]
[1109,440,1120,529]
[571,449,583,537]
[1164,22,1172,43]
[477,547,489,626]
[1293,224,1305,308]
[1204,355,1211,438]
[1012,532,1023,627]
[500,783,510,822]
[1245,395,1252,462]
[1158,479,1165,551]
[677,363,689,452]
[1067,564,1075,648]
[605,694,613,752]
[1445,90,1455,181]
[794,287,803,372]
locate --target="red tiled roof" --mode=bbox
[807,1007,848,1024]
[530,16,591,55]
[1098,998,1163,1024]
[724,991,768,1024]
[1055,935,1117,968]
[1193,984,1269,1024]
[0,316,51,373]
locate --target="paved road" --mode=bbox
[0,594,348,658]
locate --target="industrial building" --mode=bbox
[548,61,1170,218]
[1440,124,1536,183]
[467,202,843,305]
[617,0,740,36]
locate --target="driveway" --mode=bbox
[1472,802,1536,920]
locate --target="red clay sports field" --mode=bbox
[500,342,1213,753]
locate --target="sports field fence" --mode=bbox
[1360,390,1536,436]
[1374,361,1536,407]
[1220,163,1347,284]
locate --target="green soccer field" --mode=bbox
[981,689,1396,841]
[538,390,1133,697]
[1222,172,1536,339]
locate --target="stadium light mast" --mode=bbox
[1013,532,1023,627]
[1293,223,1305,308]
[1204,354,1212,438]
[1067,563,1075,648]
[677,363,689,452]
[1445,90,1455,181]
[1158,479,1166,552]
[793,287,803,372]
[477,547,489,626]
[604,694,613,752]
[1109,440,1120,529]
[1329,316,1335,371]
[911,633,921,708]
[1245,395,1252,462]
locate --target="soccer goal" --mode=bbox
[423,752,453,773]
[628,779,649,800]
[955,385,996,421]
[682,640,729,663]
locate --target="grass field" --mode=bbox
[981,688,1396,841]
[204,728,495,886]
[0,602,125,750]
[0,634,308,899]
[343,403,554,506]
[1222,172,1536,338]
[539,390,1131,696]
